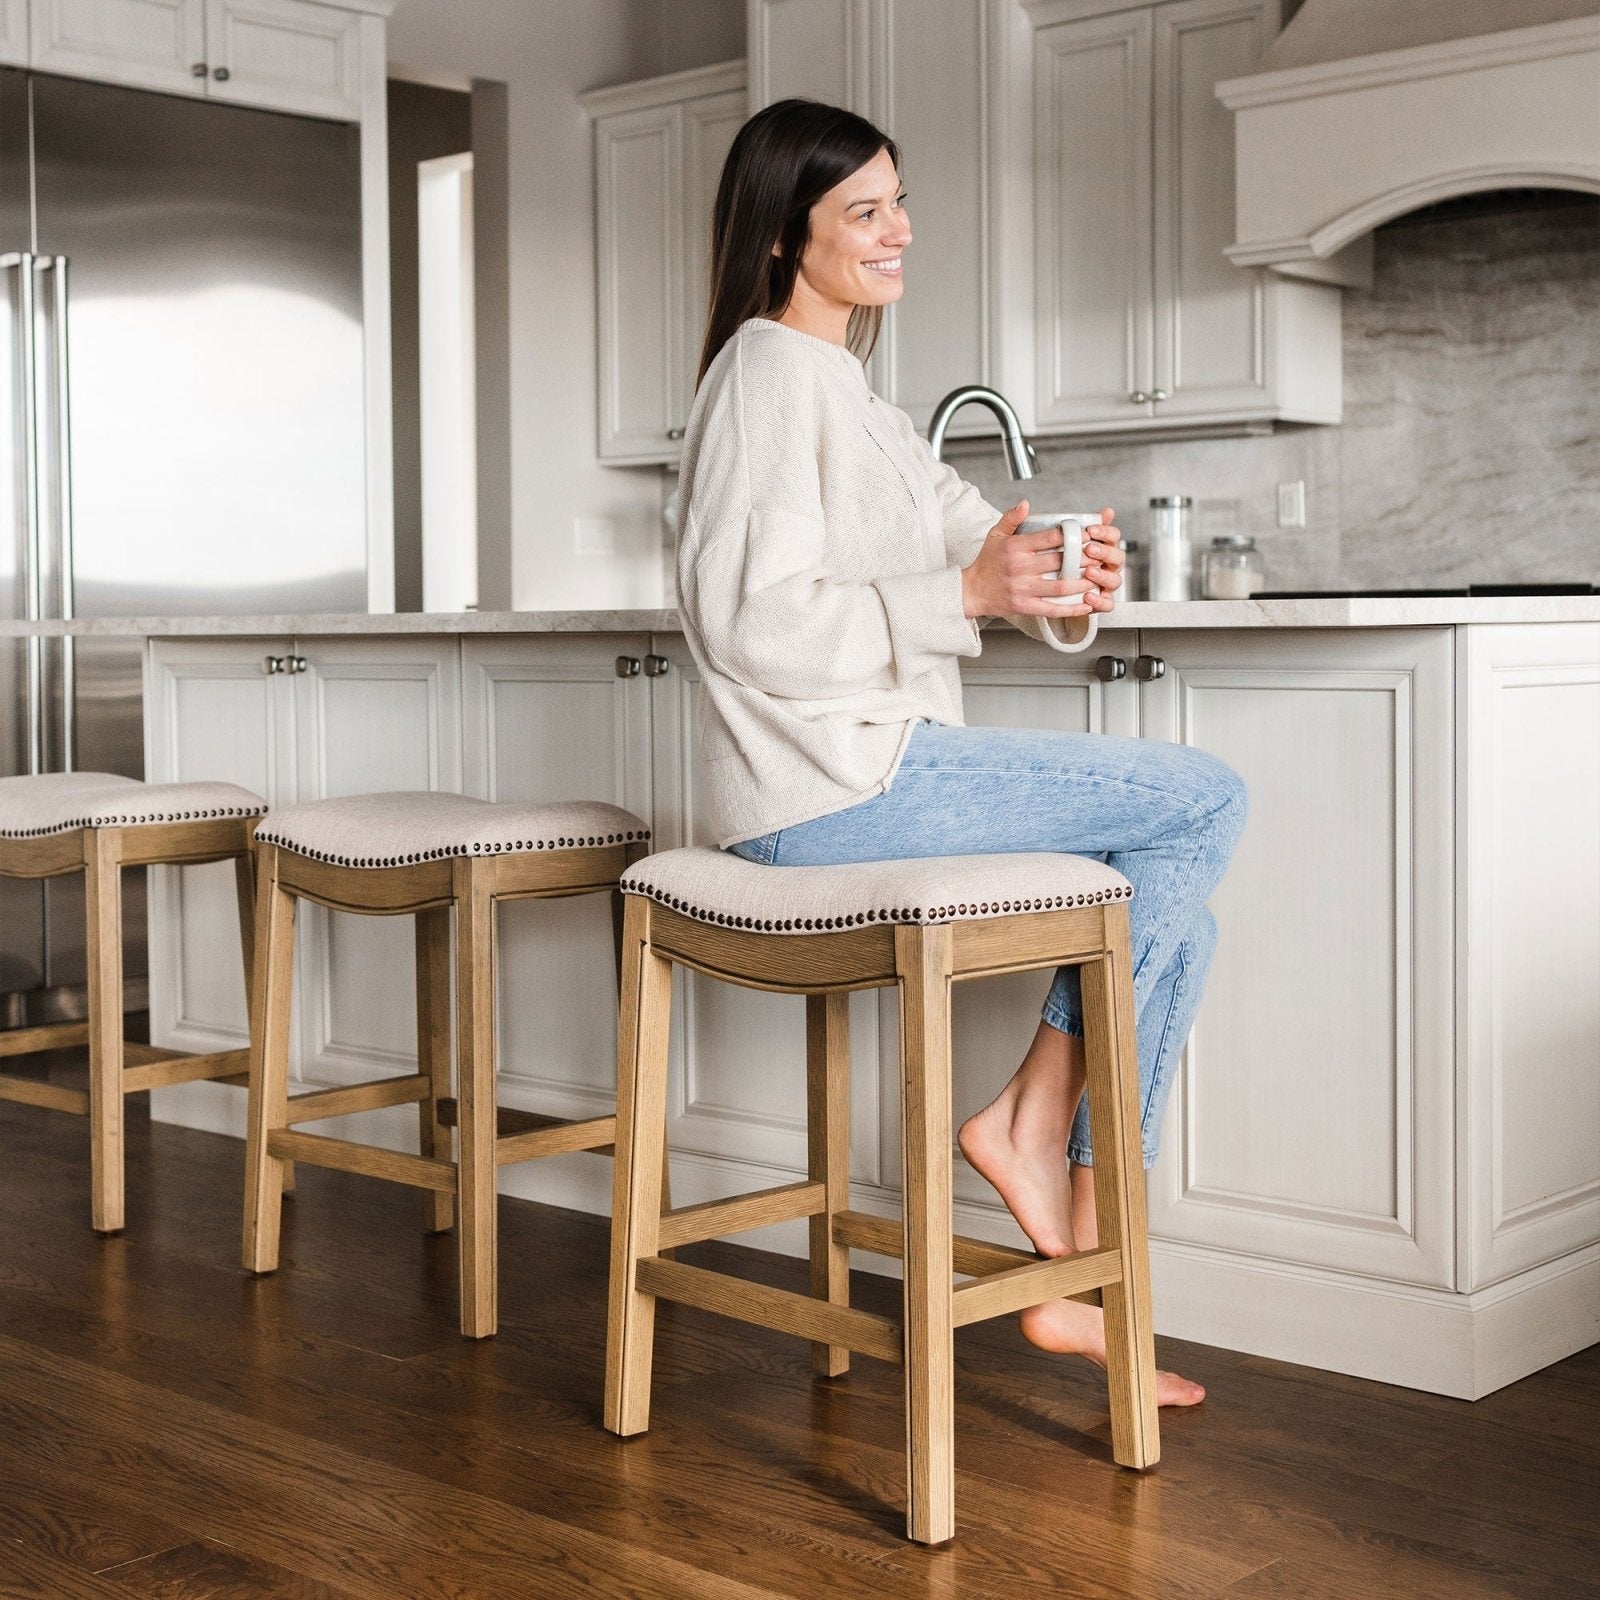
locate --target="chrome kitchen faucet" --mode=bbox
[927,385,1037,479]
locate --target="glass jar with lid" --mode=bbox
[1202,535,1265,599]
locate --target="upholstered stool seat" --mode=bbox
[243,791,651,1338]
[0,772,265,1232]
[605,846,1158,1545]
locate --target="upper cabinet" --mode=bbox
[584,61,747,466]
[750,0,1345,438]
[29,0,382,119]
[0,1,28,65]
[997,0,1341,433]
[750,0,988,435]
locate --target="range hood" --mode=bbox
[1217,0,1600,285]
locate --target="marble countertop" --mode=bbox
[3,595,1598,637]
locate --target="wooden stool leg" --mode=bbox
[1080,904,1160,1470]
[604,893,672,1437]
[614,883,673,1221]
[85,829,125,1234]
[234,847,290,1195]
[416,906,454,1235]
[807,991,852,1377]
[896,924,957,1546]
[243,845,298,1273]
[454,859,498,1338]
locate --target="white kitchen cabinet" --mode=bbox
[203,0,365,120]
[644,634,885,1205]
[144,635,459,1094]
[996,0,1342,433]
[30,0,380,116]
[31,0,208,96]
[0,1,29,64]
[584,62,746,466]
[1458,623,1600,1292]
[750,0,996,435]
[460,634,653,1181]
[1134,627,1455,1287]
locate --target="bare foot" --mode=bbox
[957,1098,1075,1258]
[1020,1298,1206,1407]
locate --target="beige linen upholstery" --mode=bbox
[254,791,650,869]
[0,772,266,839]
[621,846,1131,933]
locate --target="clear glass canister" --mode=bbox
[1147,497,1194,601]
[1121,539,1146,602]
[1201,534,1266,599]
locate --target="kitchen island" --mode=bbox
[18,597,1594,1399]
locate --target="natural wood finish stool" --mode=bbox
[242,791,650,1338]
[605,847,1160,1545]
[0,772,265,1233]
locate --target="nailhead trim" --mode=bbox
[0,803,266,841]
[621,879,1132,932]
[252,825,652,871]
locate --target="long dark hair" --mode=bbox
[697,98,899,385]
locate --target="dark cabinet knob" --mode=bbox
[643,654,671,677]
[615,656,641,679]
[1094,655,1127,682]
[1134,654,1166,681]
[213,65,232,82]
[192,62,208,77]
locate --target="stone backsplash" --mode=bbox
[958,193,1600,593]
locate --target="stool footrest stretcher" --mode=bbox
[122,1048,251,1093]
[657,1180,826,1249]
[267,1128,457,1193]
[287,1074,433,1125]
[0,1021,90,1058]
[0,1076,89,1114]
[434,1098,618,1163]
[635,1256,903,1364]
[833,1208,1112,1314]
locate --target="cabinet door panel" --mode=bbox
[1152,0,1268,415]
[33,0,206,94]
[145,638,291,1052]
[0,2,27,65]
[680,88,745,415]
[649,638,882,1183]
[1033,9,1154,427]
[595,106,680,462]
[293,638,461,1082]
[205,0,363,120]
[749,0,884,114]
[1462,624,1600,1287]
[878,0,986,430]
[1140,628,1453,1287]
[463,638,651,1118]
[922,630,1137,1229]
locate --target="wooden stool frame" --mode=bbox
[0,818,259,1233]
[604,892,1160,1546]
[242,837,649,1339]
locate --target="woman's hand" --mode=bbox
[961,503,1124,618]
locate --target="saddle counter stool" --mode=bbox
[0,771,266,1233]
[604,847,1160,1546]
[241,790,650,1338]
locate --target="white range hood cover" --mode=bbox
[1217,0,1600,277]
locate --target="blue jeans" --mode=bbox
[728,723,1247,1167]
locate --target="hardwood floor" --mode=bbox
[1,1080,1596,1599]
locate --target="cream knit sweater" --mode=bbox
[677,318,1097,848]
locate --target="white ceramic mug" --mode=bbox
[1017,512,1105,603]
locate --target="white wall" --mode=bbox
[387,0,744,610]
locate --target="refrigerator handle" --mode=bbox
[3,251,44,773]
[47,256,75,770]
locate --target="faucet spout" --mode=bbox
[927,385,1037,480]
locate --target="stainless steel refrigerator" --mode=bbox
[1,67,369,1029]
